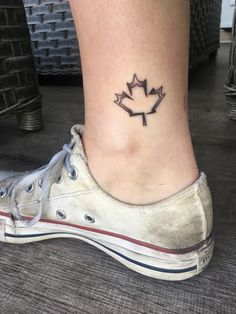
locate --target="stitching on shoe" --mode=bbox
[89,176,206,210]
[49,187,99,202]
[77,153,208,210]
[0,188,99,209]
[91,188,199,211]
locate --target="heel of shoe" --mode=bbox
[92,234,214,281]
[196,235,214,274]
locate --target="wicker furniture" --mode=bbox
[0,0,43,131]
[24,0,80,76]
[23,0,222,75]
[225,7,236,120]
[189,0,222,68]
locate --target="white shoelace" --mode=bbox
[0,141,76,227]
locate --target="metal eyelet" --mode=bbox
[68,166,78,181]
[57,173,63,184]
[25,183,34,193]
[84,214,95,224]
[56,209,66,220]
[38,178,43,188]
[0,188,8,198]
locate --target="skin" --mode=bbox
[69,0,199,204]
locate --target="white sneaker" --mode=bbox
[0,125,214,281]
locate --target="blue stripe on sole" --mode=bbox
[5,232,197,274]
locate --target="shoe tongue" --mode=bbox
[70,124,88,162]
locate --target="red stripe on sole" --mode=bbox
[0,210,206,254]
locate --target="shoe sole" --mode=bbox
[0,213,214,281]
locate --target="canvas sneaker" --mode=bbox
[0,125,214,281]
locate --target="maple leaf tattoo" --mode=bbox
[114,74,166,126]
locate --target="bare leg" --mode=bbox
[70,0,199,204]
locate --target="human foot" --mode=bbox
[0,125,213,281]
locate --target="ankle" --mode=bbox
[82,131,199,204]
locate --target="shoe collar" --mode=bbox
[70,124,87,163]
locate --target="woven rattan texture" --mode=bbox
[23,0,221,75]
[189,0,222,67]
[23,0,80,75]
[0,0,41,117]
[225,7,236,119]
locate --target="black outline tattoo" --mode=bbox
[114,74,166,126]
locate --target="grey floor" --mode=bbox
[0,44,236,313]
